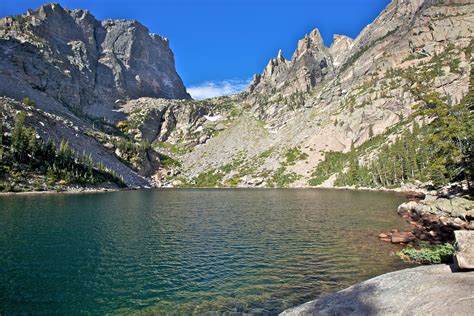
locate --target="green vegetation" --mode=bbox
[268,167,300,187]
[398,243,455,264]
[310,56,473,189]
[259,148,274,159]
[0,112,125,192]
[159,154,181,168]
[188,169,226,187]
[116,120,129,133]
[22,97,36,107]
[154,141,188,155]
[112,138,151,167]
[308,152,346,186]
[283,147,308,166]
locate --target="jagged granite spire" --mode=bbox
[328,35,354,67]
[248,28,334,95]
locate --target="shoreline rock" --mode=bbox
[280,264,474,315]
[454,231,474,270]
[394,195,473,244]
[378,182,473,245]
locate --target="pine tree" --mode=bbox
[11,111,29,162]
[0,119,3,161]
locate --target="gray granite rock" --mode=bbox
[455,230,474,270]
[0,3,190,121]
[280,264,474,315]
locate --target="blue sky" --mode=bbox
[1,0,391,99]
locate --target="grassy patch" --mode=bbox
[154,141,188,155]
[259,148,274,159]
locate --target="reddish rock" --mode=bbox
[378,233,389,238]
[450,218,467,229]
[391,232,416,244]
[405,191,426,201]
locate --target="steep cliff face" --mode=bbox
[247,29,334,97]
[129,0,472,188]
[0,3,192,189]
[328,35,353,68]
[0,3,190,120]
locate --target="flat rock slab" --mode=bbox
[280,265,474,315]
[455,230,474,269]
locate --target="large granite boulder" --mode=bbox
[455,230,474,270]
[280,264,474,315]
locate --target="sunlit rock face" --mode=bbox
[0,3,190,119]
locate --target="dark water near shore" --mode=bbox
[0,188,412,314]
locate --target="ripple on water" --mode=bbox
[0,188,412,314]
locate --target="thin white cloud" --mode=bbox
[187,79,251,100]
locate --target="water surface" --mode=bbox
[0,188,411,314]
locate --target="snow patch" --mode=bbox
[204,115,221,122]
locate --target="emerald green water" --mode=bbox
[0,188,411,314]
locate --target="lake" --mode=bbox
[0,188,412,314]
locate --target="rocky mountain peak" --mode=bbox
[36,2,64,16]
[328,34,354,67]
[292,28,326,60]
[277,49,285,61]
[247,27,334,97]
[0,4,190,120]
[262,49,289,77]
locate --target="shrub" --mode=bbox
[398,242,455,264]
[22,97,36,107]
[116,120,129,133]
[283,147,308,166]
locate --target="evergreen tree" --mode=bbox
[0,119,3,161]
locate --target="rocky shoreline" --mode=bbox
[0,186,120,196]
[281,182,474,315]
[378,183,473,245]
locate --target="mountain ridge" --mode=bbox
[0,0,472,192]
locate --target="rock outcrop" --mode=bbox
[328,34,353,67]
[396,195,474,243]
[0,3,190,120]
[454,230,474,270]
[0,97,150,187]
[280,264,474,315]
[454,230,474,269]
[155,0,472,187]
[247,28,334,96]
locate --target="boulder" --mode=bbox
[428,197,474,219]
[391,232,416,244]
[454,231,474,270]
[280,265,474,315]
